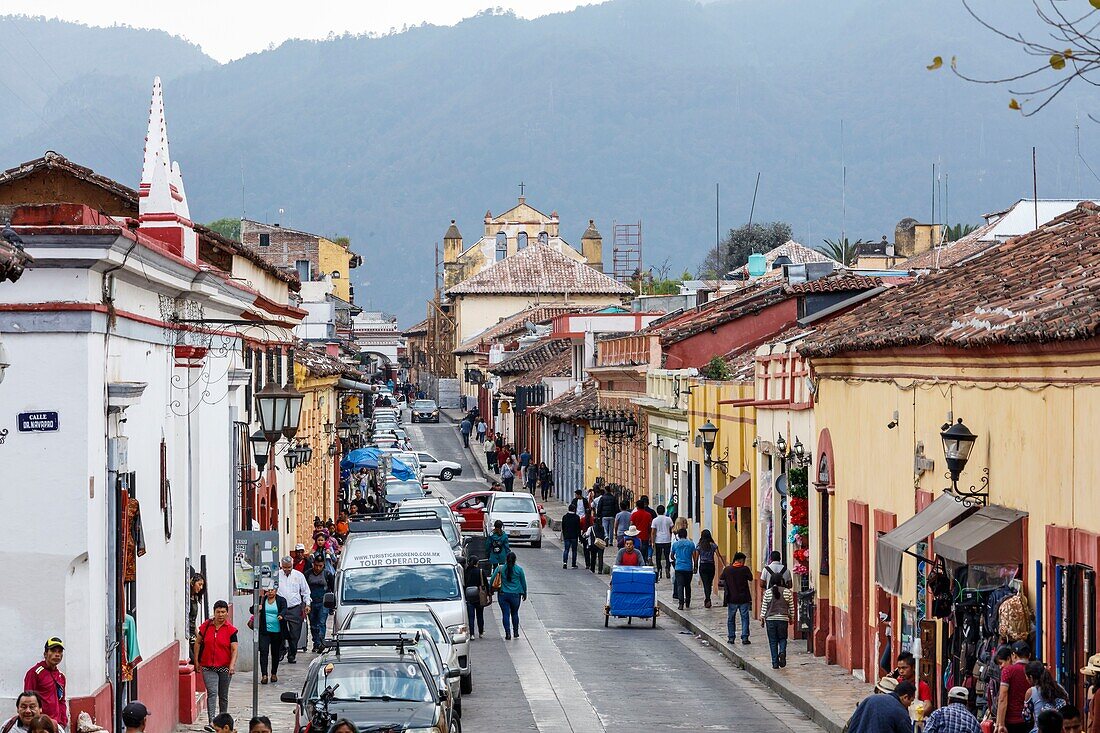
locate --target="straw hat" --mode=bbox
[875,676,899,693]
[1081,653,1100,676]
[624,525,640,537]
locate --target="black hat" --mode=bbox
[121,702,149,727]
[1011,640,1032,658]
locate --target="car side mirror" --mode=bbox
[451,632,468,645]
[446,668,462,680]
[323,591,336,610]
[424,489,432,495]
[280,692,300,704]
[454,515,465,523]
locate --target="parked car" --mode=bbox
[450,490,546,534]
[410,400,440,423]
[279,638,458,733]
[396,497,464,558]
[484,493,543,547]
[415,452,462,481]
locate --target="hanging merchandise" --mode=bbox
[998,593,1032,641]
[787,466,810,575]
[928,563,953,618]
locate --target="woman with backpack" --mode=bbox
[486,520,511,570]
[489,552,528,640]
[760,573,793,669]
[1024,660,1069,729]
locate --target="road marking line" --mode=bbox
[501,608,606,732]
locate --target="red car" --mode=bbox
[449,490,547,535]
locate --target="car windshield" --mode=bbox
[312,661,432,703]
[493,496,537,513]
[344,611,447,645]
[342,565,460,604]
[412,401,437,410]
[385,487,425,503]
[395,506,457,546]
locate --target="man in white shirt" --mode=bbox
[276,556,311,663]
[650,504,675,581]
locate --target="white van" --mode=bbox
[327,518,474,693]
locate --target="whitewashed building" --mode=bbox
[0,79,303,733]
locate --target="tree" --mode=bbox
[928,1,1100,116]
[817,237,862,266]
[945,223,978,242]
[205,217,240,240]
[697,221,792,278]
[700,356,733,381]
[334,235,351,247]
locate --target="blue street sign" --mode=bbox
[18,411,59,432]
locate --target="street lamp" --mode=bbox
[328,442,337,457]
[697,420,728,472]
[249,430,271,474]
[300,441,313,465]
[284,447,299,470]
[336,420,353,441]
[776,434,787,457]
[255,355,287,444]
[324,421,334,437]
[792,437,812,467]
[280,349,305,440]
[941,418,986,505]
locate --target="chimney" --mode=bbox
[325,342,340,357]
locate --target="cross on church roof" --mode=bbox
[519,181,526,197]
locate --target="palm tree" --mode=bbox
[818,237,861,266]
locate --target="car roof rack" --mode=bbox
[347,514,443,533]
[323,629,424,658]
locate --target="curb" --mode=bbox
[655,600,847,733]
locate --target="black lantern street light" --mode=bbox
[284,446,300,470]
[281,349,305,440]
[328,442,338,458]
[249,429,271,474]
[697,420,728,473]
[255,354,287,444]
[300,441,313,466]
[792,437,812,467]
[941,418,986,505]
[336,420,353,441]
[776,434,787,457]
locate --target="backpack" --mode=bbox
[998,594,1032,641]
[984,586,1016,637]
[490,536,504,555]
[767,588,790,618]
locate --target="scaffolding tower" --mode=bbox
[426,243,456,378]
[611,221,643,285]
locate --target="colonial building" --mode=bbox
[0,79,304,733]
[441,195,603,287]
[800,202,1100,705]
[241,218,361,303]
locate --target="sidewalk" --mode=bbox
[455,426,870,733]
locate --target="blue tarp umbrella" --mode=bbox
[341,446,382,470]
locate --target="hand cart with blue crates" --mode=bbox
[605,565,658,627]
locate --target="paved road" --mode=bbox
[407,419,825,733]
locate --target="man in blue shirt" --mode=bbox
[670,528,697,610]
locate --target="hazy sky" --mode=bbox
[4,0,602,62]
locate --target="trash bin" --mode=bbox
[799,588,816,653]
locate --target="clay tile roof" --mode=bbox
[490,338,571,376]
[511,348,572,387]
[195,223,301,289]
[454,303,585,354]
[786,275,883,294]
[0,151,139,209]
[446,242,633,296]
[538,380,597,421]
[403,318,429,336]
[296,342,363,378]
[766,240,839,265]
[801,202,1100,357]
[900,234,999,270]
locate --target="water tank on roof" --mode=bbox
[747,253,767,277]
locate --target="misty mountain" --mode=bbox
[1,1,1095,324]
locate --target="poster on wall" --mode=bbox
[900,604,917,654]
[233,530,279,592]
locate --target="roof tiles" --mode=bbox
[446,242,633,296]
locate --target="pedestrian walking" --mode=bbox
[210,714,234,733]
[569,489,589,517]
[651,505,673,581]
[23,638,66,732]
[476,418,487,442]
[188,573,206,663]
[697,529,718,608]
[3,692,43,733]
[924,686,981,733]
[629,499,653,563]
[500,460,515,492]
[496,444,510,474]
[486,520,510,570]
[613,500,632,547]
[1025,661,1070,726]
[275,556,310,664]
[490,552,527,640]
[462,557,490,638]
[539,463,553,501]
[121,701,149,733]
[525,462,538,493]
[615,529,644,566]
[585,520,607,573]
[1081,653,1100,733]
[720,551,755,644]
[304,554,334,652]
[760,550,793,590]
[596,487,616,542]
[193,600,238,732]
[518,447,531,486]
[459,417,473,447]
[760,571,793,669]
[561,505,581,568]
[998,641,1034,733]
[484,437,497,471]
[845,678,916,733]
[250,580,286,684]
[671,528,697,609]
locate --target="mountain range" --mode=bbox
[1,2,1095,324]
